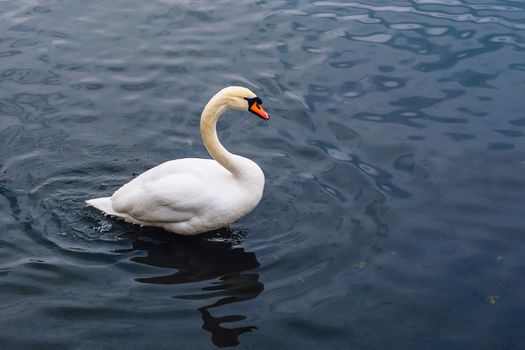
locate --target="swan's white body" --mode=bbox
[86,86,268,235]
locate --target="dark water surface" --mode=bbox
[1,0,525,348]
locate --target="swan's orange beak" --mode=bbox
[249,102,270,121]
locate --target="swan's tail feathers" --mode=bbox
[86,197,120,216]
[86,197,147,226]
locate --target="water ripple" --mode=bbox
[313,1,525,29]
[0,68,61,85]
[1,0,524,348]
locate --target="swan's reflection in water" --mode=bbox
[118,228,263,348]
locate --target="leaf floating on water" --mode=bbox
[355,261,367,269]
[487,295,499,304]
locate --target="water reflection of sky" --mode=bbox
[1,0,525,349]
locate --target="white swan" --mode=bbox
[86,86,270,235]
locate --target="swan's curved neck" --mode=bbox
[200,95,241,175]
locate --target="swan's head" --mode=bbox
[217,86,270,121]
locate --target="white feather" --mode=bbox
[86,86,267,235]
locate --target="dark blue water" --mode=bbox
[1,0,525,348]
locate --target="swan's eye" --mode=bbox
[244,97,262,107]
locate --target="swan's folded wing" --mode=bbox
[111,174,217,223]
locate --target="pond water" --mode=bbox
[1,0,524,349]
